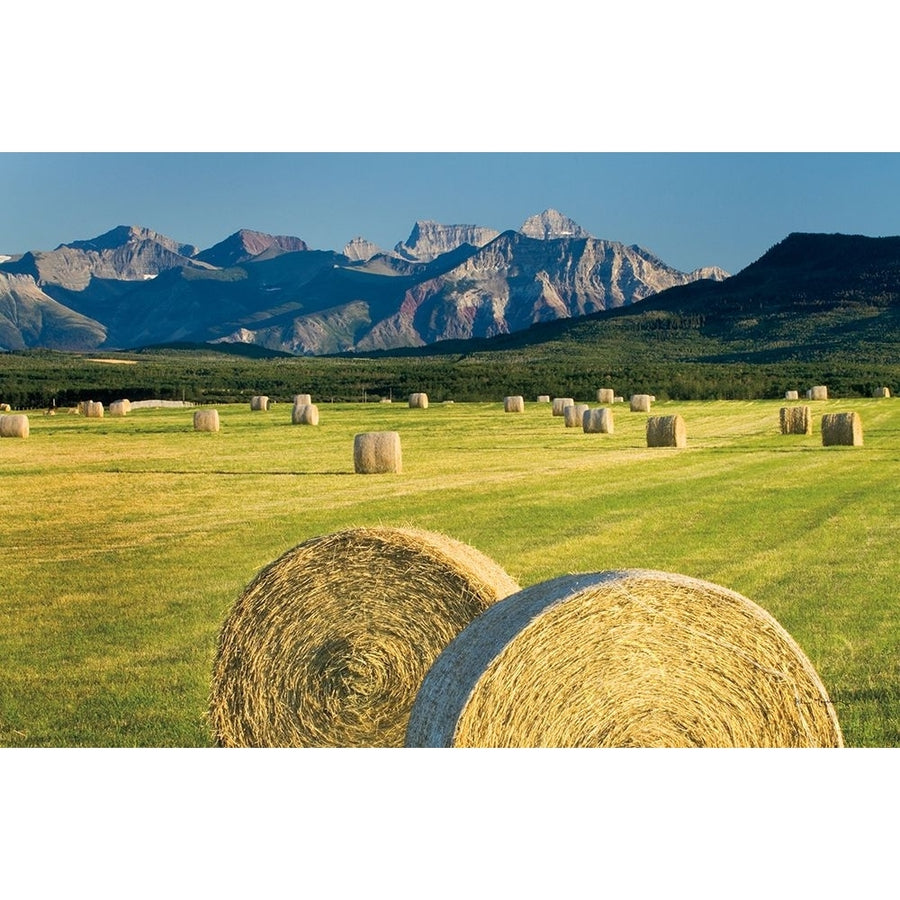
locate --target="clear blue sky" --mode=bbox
[1,152,898,276]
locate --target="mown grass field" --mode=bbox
[1,395,897,747]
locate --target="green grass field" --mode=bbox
[1,396,897,747]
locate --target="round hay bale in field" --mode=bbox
[613,396,624,403]
[821,411,863,446]
[408,392,429,409]
[193,409,220,432]
[405,569,844,748]
[630,394,652,412]
[293,393,312,405]
[0,414,29,438]
[551,397,574,416]
[583,407,614,434]
[784,390,800,401]
[503,396,525,413]
[85,400,104,418]
[563,403,589,428]
[596,388,615,404]
[873,387,891,398]
[809,385,828,400]
[109,400,129,416]
[780,405,811,435]
[292,402,319,425]
[210,526,521,747]
[0,403,10,412]
[536,395,550,403]
[354,431,402,473]
[250,395,269,411]
[646,414,686,447]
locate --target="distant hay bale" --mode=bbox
[503,396,525,413]
[646,414,686,447]
[380,397,392,404]
[583,408,614,434]
[630,394,652,412]
[873,387,891,398]
[613,396,624,403]
[0,403,11,411]
[780,406,811,435]
[409,392,429,409]
[405,569,844,748]
[293,394,312,405]
[109,400,130,416]
[563,403,589,428]
[784,390,800,401]
[596,388,615,404]
[250,395,269,411]
[354,431,402,473]
[210,526,521,747]
[85,400,104,418]
[551,397,574,416]
[536,395,550,403]
[193,409,220,432]
[292,403,319,425]
[809,386,828,400]
[822,411,863,447]
[0,414,29,438]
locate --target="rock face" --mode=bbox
[195,229,308,267]
[342,236,384,262]
[394,220,501,262]
[520,209,592,240]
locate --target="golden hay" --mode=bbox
[784,390,800,401]
[536,395,550,403]
[250,395,270,411]
[563,403,589,428]
[210,526,521,747]
[821,411,863,446]
[646,414,686,447]
[193,409,220,432]
[405,569,844,748]
[353,431,402,473]
[85,400,104,418]
[809,385,828,400]
[292,403,320,425]
[583,407,614,434]
[0,414,29,438]
[294,393,313,405]
[551,397,574,416]
[109,400,130,416]
[0,403,11,411]
[408,392,429,409]
[596,388,615,404]
[630,394,652,412]
[503,396,525,413]
[873,387,891,398]
[780,405,811,435]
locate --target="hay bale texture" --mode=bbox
[596,388,615,404]
[563,403,589,428]
[408,393,429,409]
[503,396,525,413]
[405,569,844,748]
[551,397,574,416]
[821,411,863,446]
[630,394,652,412]
[537,395,550,403]
[583,408,614,434]
[354,431,402,473]
[0,414,29,438]
[250,395,269,411]
[109,399,130,416]
[646,414,686,448]
[83,400,104,418]
[294,393,312,405]
[780,406,811,435]
[292,403,319,425]
[809,386,828,400]
[210,527,521,747]
[193,409,220,432]
[785,390,800,401]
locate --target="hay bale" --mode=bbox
[583,408,614,434]
[250,395,269,411]
[408,392,429,409]
[646,414,686,447]
[780,406,811,435]
[85,400,104,418]
[193,409,220,432]
[0,414,29,438]
[551,397,574,416]
[0,403,10,412]
[292,403,319,425]
[596,388,615,404]
[613,396,624,404]
[354,431,402,473]
[821,411,863,446]
[784,390,800,401]
[873,387,891,398]
[294,393,312,405]
[109,400,129,417]
[503,396,525,413]
[210,526,521,747]
[536,395,550,403]
[563,403,589,428]
[405,569,844,748]
[630,394,652,412]
[809,385,828,400]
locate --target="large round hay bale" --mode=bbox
[405,569,844,748]
[821,411,863,446]
[563,403,589,428]
[596,388,615,404]
[780,405,811,435]
[809,385,828,400]
[250,395,269,411]
[0,414,29,438]
[536,395,550,403]
[630,394,652,412]
[873,387,891,398]
[293,393,312,405]
[646,414,686,447]
[193,409,220,432]
[784,390,800,401]
[503,396,524,413]
[551,397,574,416]
[210,527,521,747]
[0,403,10,412]
[353,431,402,473]
[292,402,319,425]
[408,392,429,409]
[85,400,104,418]
[583,407,614,434]
[108,400,129,416]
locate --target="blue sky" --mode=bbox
[2,152,898,275]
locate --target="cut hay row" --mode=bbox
[551,397,574,416]
[409,392,429,409]
[405,569,844,748]
[780,405,812,435]
[646,414,686,447]
[583,408,614,434]
[354,431,402,473]
[563,403,589,428]
[210,527,521,747]
[193,409,220,432]
[292,402,319,425]
[822,411,863,446]
[0,413,29,438]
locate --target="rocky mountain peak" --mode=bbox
[195,229,308,267]
[394,220,501,262]
[63,225,198,258]
[343,236,384,262]
[520,209,592,240]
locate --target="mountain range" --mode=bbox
[0,210,728,354]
